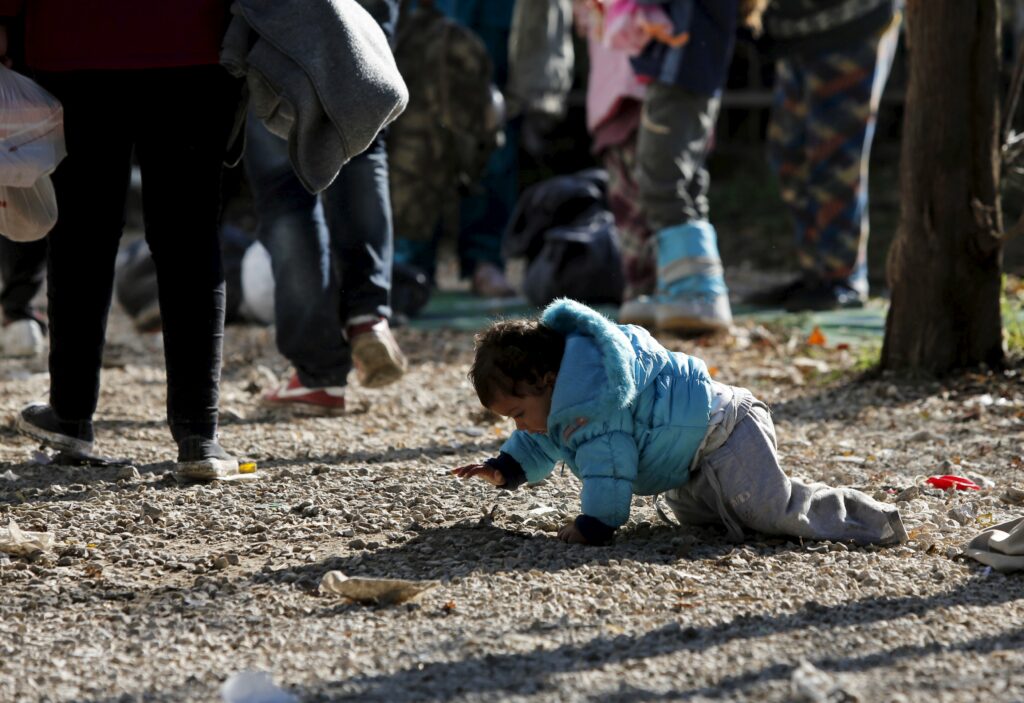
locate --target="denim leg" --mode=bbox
[244,117,351,388]
[453,0,518,278]
[394,236,440,284]
[635,82,719,232]
[457,120,519,277]
[0,236,48,323]
[135,67,240,442]
[320,132,393,322]
[33,71,135,425]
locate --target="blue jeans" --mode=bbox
[244,116,393,388]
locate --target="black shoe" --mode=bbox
[16,403,94,455]
[743,277,812,308]
[175,436,239,480]
[783,281,866,312]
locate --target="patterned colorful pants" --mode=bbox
[767,20,900,290]
[601,138,655,299]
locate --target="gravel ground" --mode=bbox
[1,304,1023,703]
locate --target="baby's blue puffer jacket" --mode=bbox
[500,298,715,528]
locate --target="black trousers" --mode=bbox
[36,66,240,442]
[0,236,47,324]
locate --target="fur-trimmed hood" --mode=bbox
[540,298,669,425]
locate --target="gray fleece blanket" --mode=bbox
[222,0,408,194]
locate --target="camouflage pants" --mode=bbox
[767,20,900,287]
[601,138,655,300]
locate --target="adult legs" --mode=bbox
[802,22,900,290]
[244,116,352,389]
[762,22,900,310]
[35,71,135,437]
[134,66,240,442]
[454,0,518,293]
[0,236,47,324]
[636,82,730,332]
[321,132,393,324]
[0,237,48,357]
[635,82,717,232]
[321,130,407,389]
[766,56,813,272]
[604,138,655,302]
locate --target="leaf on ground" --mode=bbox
[806,326,827,346]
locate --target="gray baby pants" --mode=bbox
[664,403,908,545]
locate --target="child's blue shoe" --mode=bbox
[654,221,732,333]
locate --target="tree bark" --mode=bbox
[881,0,1004,374]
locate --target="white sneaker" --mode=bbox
[618,296,658,328]
[348,317,408,388]
[0,319,45,358]
[655,292,732,334]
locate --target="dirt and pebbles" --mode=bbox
[1,304,1022,703]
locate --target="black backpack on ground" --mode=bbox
[503,169,625,307]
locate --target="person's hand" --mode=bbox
[557,522,588,544]
[451,463,506,487]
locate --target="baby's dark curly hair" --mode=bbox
[469,318,566,406]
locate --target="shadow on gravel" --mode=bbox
[258,523,807,593]
[0,460,245,506]
[264,439,505,470]
[767,365,1023,427]
[297,578,1024,701]
[595,627,1024,701]
[766,376,936,425]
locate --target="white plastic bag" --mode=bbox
[0,65,64,242]
[0,64,65,187]
[0,518,55,557]
[0,174,58,242]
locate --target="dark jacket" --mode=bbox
[630,0,738,96]
[0,0,230,71]
[221,0,408,193]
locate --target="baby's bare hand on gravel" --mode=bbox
[451,463,506,486]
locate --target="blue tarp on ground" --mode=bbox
[407,291,891,346]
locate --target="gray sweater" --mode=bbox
[221,0,408,194]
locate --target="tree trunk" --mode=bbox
[881,0,1004,374]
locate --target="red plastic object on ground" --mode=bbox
[926,475,981,491]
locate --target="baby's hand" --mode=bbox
[557,522,589,544]
[451,463,506,487]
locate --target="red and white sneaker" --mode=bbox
[348,317,408,389]
[262,373,346,414]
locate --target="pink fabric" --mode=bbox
[603,0,673,55]
[585,17,646,135]
[591,97,641,153]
